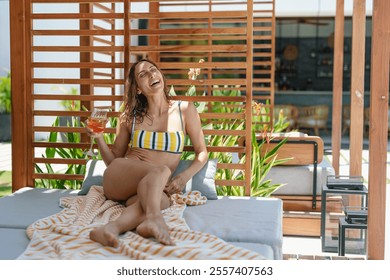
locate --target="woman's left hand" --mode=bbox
[165,176,185,195]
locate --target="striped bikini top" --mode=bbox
[129,101,185,154]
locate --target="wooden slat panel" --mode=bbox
[32,13,124,20]
[33,94,122,101]
[12,0,275,196]
[33,30,124,35]
[215,180,245,187]
[33,173,85,180]
[128,11,248,20]
[33,62,124,68]
[34,158,87,165]
[32,78,123,84]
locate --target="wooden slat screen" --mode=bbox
[12,0,275,196]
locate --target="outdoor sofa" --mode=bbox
[0,159,283,260]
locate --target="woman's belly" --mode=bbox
[126,148,181,172]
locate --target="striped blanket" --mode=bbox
[18,186,265,260]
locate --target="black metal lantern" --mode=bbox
[321,175,368,254]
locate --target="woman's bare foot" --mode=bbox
[136,213,174,245]
[90,223,121,247]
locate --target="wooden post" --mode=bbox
[79,2,92,144]
[148,2,159,62]
[331,0,345,175]
[10,0,28,191]
[246,0,254,196]
[367,0,390,260]
[349,0,366,176]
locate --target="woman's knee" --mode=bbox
[138,165,171,188]
[151,164,172,180]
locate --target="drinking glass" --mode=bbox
[85,108,108,157]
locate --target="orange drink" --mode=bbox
[87,117,106,134]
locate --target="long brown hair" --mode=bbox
[121,59,171,124]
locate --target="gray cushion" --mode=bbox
[0,228,30,260]
[172,159,218,200]
[0,188,282,260]
[184,196,283,260]
[80,159,218,200]
[0,187,78,228]
[79,160,106,195]
[267,158,335,195]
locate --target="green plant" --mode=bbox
[34,116,85,189]
[34,114,118,189]
[52,86,80,111]
[170,60,291,197]
[0,170,12,198]
[176,86,290,196]
[0,72,11,114]
[34,86,117,189]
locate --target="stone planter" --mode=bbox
[0,113,11,142]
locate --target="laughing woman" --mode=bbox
[87,59,208,247]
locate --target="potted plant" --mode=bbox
[0,72,11,142]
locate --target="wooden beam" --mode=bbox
[349,0,366,176]
[246,0,254,196]
[367,0,390,260]
[79,2,93,144]
[331,0,345,175]
[148,2,160,62]
[10,0,28,191]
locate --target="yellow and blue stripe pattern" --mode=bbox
[131,129,185,154]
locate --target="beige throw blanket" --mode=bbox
[18,186,265,260]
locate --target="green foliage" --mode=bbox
[34,114,118,189]
[34,85,117,189]
[234,130,290,197]
[52,86,80,111]
[0,72,11,113]
[34,116,85,189]
[177,84,291,197]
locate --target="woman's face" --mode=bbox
[134,61,164,96]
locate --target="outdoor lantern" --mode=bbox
[321,175,368,254]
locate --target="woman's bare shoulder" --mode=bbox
[179,101,197,113]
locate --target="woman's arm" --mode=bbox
[165,102,208,194]
[88,115,130,166]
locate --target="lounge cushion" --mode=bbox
[0,187,78,228]
[0,188,283,260]
[0,228,30,260]
[184,196,283,260]
[267,159,335,195]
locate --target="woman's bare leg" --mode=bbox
[135,165,173,245]
[90,194,170,247]
[90,158,173,246]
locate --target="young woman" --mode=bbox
[87,59,208,247]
